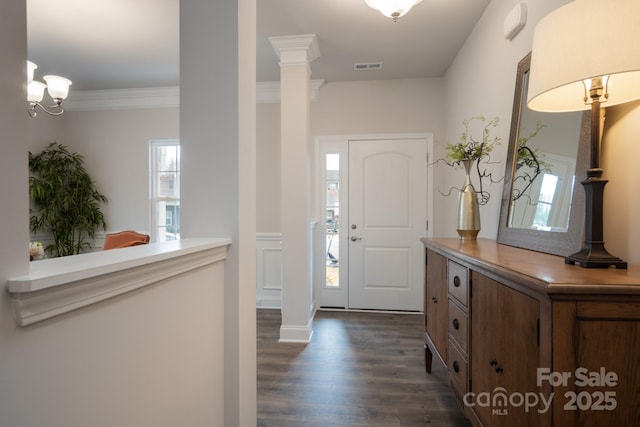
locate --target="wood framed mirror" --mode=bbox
[497,52,589,256]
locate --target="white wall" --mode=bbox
[28,107,66,152]
[28,107,179,236]
[440,0,568,240]
[442,0,640,265]
[257,77,445,234]
[3,1,256,426]
[2,2,223,426]
[2,262,225,427]
[601,100,640,263]
[0,0,29,310]
[312,78,444,136]
[65,108,179,234]
[27,79,442,242]
[180,0,257,425]
[256,103,281,232]
[0,1,32,420]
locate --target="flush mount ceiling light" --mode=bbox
[26,61,72,118]
[365,0,423,22]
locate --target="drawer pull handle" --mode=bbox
[453,276,461,287]
[489,359,503,373]
[452,318,460,330]
[453,361,460,373]
[431,296,438,304]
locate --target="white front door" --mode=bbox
[347,138,427,311]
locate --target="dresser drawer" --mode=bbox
[447,338,468,396]
[448,300,468,353]
[448,260,468,307]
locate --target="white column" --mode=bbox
[270,35,320,342]
[180,0,257,425]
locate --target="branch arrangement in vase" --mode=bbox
[433,115,503,205]
[513,121,553,202]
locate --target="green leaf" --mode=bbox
[28,142,108,257]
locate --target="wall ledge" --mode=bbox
[9,238,231,327]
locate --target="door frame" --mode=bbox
[314,133,435,310]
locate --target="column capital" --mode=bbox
[269,34,320,65]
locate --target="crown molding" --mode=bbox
[64,80,326,110]
[269,34,320,64]
[65,86,180,111]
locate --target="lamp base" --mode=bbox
[566,168,627,269]
[565,243,627,269]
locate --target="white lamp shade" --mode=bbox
[528,0,640,112]
[43,75,72,100]
[365,0,423,19]
[27,81,46,103]
[27,61,37,85]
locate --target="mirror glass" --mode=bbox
[498,52,589,256]
[509,69,582,231]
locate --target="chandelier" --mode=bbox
[365,0,423,22]
[27,61,72,118]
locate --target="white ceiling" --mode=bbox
[27,0,490,92]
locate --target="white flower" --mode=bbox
[29,241,45,261]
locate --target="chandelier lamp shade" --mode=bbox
[365,0,423,22]
[27,60,72,118]
[528,0,640,268]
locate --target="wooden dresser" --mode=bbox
[422,238,640,427]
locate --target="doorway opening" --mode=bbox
[316,134,433,311]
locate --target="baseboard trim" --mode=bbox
[279,322,314,343]
[317,307,423,315]
[256,296,281,309]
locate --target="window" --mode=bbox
[532,173,558,228]
[325,153,340,287]
[150,140,180,241]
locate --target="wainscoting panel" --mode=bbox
[256,233,282,309]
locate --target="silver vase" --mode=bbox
[456,159,480,240]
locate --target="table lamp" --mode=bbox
[527,0,640,268]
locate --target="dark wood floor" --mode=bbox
[257,309,471,427]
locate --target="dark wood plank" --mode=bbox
[257,309,471,427]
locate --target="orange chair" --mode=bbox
[103,230,150,250]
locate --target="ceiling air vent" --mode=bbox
[354,62,383,71]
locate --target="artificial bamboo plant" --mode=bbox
[29,142,108,257]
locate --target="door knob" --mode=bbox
[350,235,362,241]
